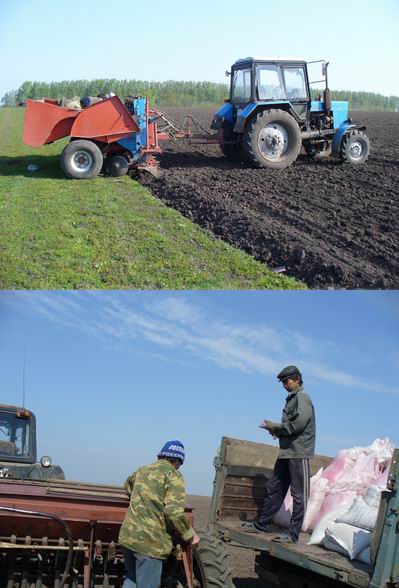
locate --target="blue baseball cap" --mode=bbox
[157,440,185,464]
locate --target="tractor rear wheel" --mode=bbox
[192,530,235,588]
[60,140,103,179]
[243,109,301,169]
[162,531,234,588]
[339,130,370,165]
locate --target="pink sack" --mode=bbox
[312,489,357,529]
[337,453,380,494]
[322,449,359,485]
[302,469,329,531]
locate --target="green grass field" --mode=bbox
[0,108,304,289]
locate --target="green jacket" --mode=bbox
[268,386,316,458]
[118,459,194,559]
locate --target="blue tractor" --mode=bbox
[211,57,370,170]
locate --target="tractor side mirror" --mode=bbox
[225,71,231,77]
[322,62,329,77]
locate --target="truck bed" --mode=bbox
[209,438,383,588]
[217,521,372,588]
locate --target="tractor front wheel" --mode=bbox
[243,109,301,169]
[60,140,103,179]
[339,130,370,165]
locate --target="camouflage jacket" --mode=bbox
[118,459,194,559]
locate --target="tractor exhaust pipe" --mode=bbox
[323,61,331,111]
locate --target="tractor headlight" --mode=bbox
[40,455,52,468]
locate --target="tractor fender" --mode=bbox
[332,120,366,157]
[234,101,295,133]
[211,102,235,130]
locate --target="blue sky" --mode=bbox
[1,0,398,99]
[1,291,398,495]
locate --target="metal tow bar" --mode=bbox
[155,112,220,144]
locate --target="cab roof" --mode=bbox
[233,57,307,65]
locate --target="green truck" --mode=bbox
[209,437,398,588]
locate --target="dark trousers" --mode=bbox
[258,457,310,542]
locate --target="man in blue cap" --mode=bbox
[119,440,200,588]
[242,365,316,544]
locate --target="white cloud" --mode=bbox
[4,292,397,398]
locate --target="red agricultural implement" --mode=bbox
[0,478,201,588]
[0,405,233,587]
[22,96,218,179]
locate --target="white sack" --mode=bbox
[336,496,378,531]
[356,546,371,565]
[324,522,371,559]
[363,485,384,508]
[308,504,350,545]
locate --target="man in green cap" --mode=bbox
[242,365,316,544]
[119,440,200,588]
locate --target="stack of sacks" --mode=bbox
[311,438,393,530]
[272,438,393,543]
[321,485,385,563]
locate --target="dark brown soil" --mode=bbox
[139,110,399,289]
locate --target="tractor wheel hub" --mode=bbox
[258,123,288,159]
[349,140,363,159]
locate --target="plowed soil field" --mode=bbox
[140,110,399,289]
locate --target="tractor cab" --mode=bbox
[0,404,64,480]
[230,57,311,120]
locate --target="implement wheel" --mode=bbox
[339,130,370,165]
[243,109,301,169]
[60,140,103,179]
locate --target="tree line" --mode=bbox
[0,79,229,108]
[1,79,398,111]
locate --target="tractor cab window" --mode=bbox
[0,412,31,459]
[257,65,284,100]
[231,68,252,103]
[283,67,307,100]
